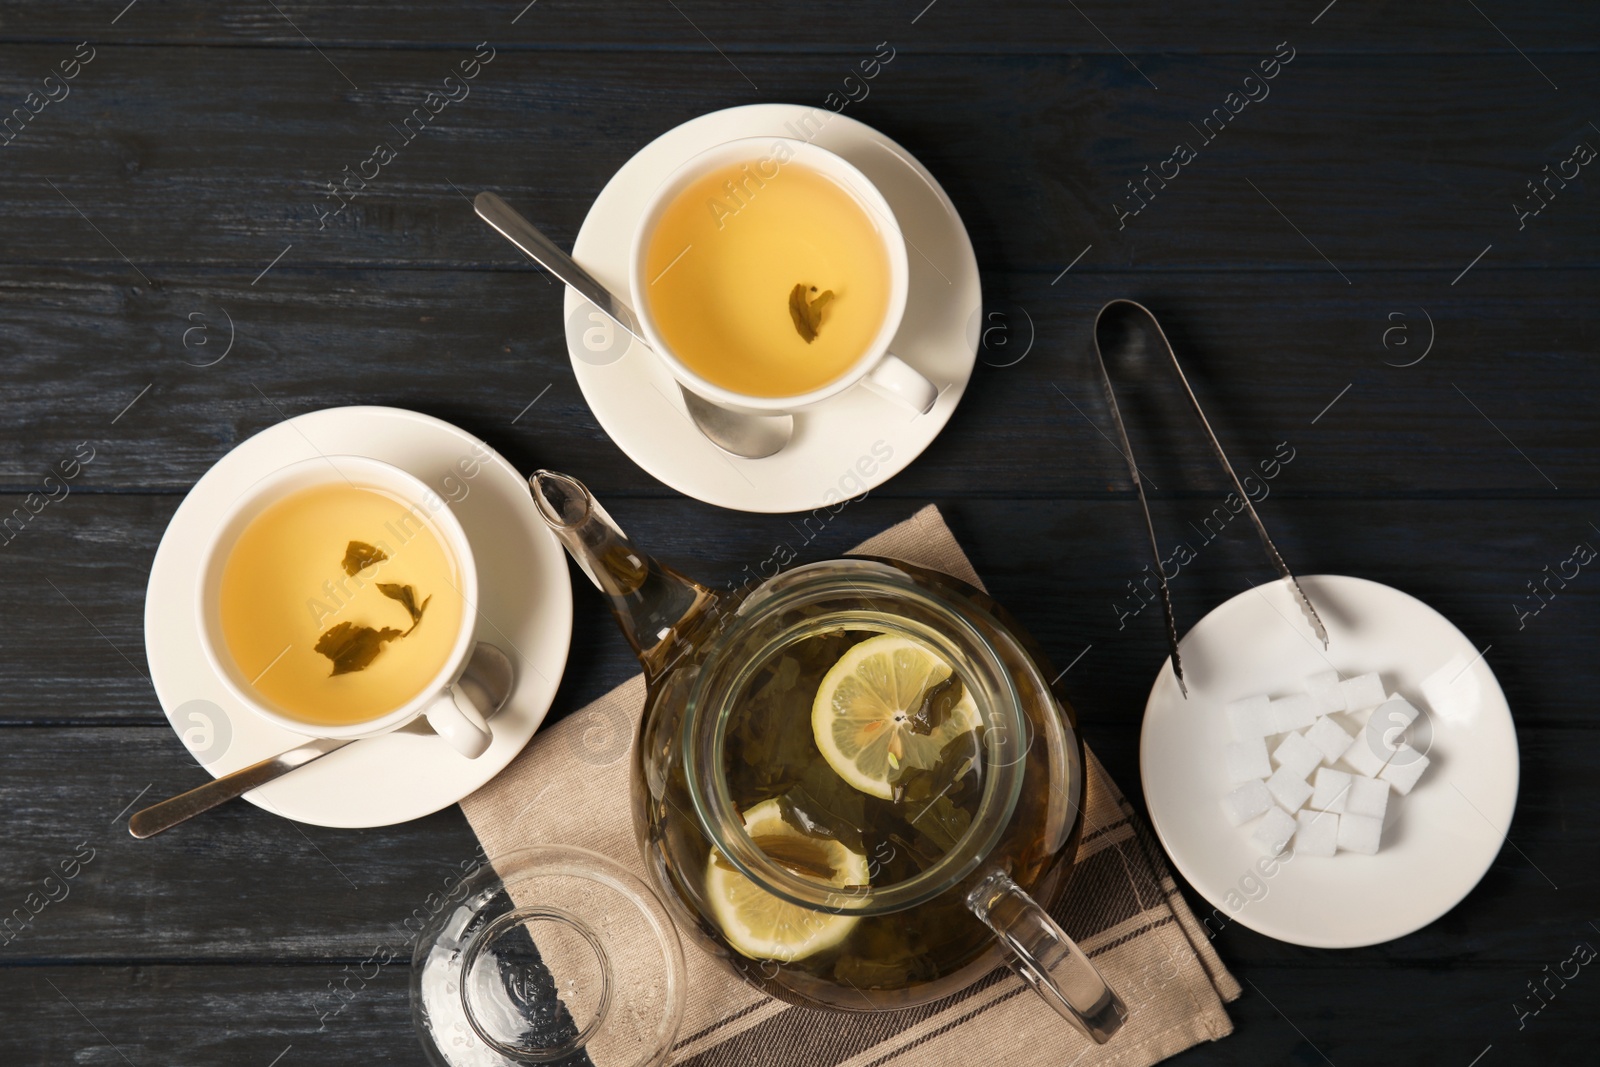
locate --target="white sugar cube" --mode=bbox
[1340,701,1373,729]
[1337,812,1383,855]
[1345,775,1390,820]
[1367,696,1420,751]
[1252,806,1298,855]
[1310,767,1352,813]
[1295,809,1338,857]
[1340,733,1390,777]
[1224,738,1272,783]
[1272,731,1323,778]
[1270,694,1318,733]
[1362,716,1404,759]
[1266,765,1312,812]
[1380,744,1431,795]
[1339,672,1385,712]
[1304,716,1354,764]
[1375,695,1420,727]
[1420,658,1470,721]
[1222,779,1274,826]
[1305,670,1347,714]
[1226,694,1274,738]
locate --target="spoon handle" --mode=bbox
[128,737,346,839]
[474,191,648,345]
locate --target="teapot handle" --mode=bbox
[966,869,1125,1043]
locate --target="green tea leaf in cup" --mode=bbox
[808,287,834,319]
[377,582,431,633]
[314,621,404,676]
[788,284,816,342]
[342,540,388,576]
[787,284,836,343]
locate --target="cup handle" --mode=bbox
[967,869,1126,1043]
[861,352,939,414]
[424,683,494,759]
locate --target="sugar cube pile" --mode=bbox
[1218,670,1432,857]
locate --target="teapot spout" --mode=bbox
[531,470,718,680]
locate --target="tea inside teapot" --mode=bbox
[532,470,1124,1042]
[690,583,1029,985]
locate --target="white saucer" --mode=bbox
[1140,575,1519,948]
[144,407,573,829]
[566,103,980,514]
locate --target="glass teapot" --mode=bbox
[532,472,1124,1043]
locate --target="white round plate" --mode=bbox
[566,103,981,514]
[1140,575,1519,948]
[144,407,573,828]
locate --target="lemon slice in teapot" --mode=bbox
[706,799,869,961]
[811,633,981,801]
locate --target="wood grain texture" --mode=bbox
[1,955,1587,1067]
[0,49,1595,273]
[2,1,1597,1063]
[1,1,1595,53]
[0,267,1593,493]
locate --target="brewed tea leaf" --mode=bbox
[781,759,868,853]
[834,951,939,990]
[908,794,973,854]
[882,830,940,874]
[788,284,815,342]
[890,728,980,805]
[749,832,837,879]
[907,675,963,736]
[833,956,910,989]
[314,621,403,676]
[727,655,817,799]
[808,288,834,323]
[342,540,387,575]
[754,655,802,701]
[378,582,431,633]
[833,923,940,989]
[787,284,836,343]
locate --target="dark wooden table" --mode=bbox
[3,2,1595,1063]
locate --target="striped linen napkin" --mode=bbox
[461,506,1239,1066]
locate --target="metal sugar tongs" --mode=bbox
[1091,299,1327,697]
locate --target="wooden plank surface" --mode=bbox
[0,49,1596,273]
[1,1,1595,52]
[0,956,1578,1066]
[0,267,1593,493]
[2,0,1598,1063]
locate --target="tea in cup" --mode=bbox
[197,456,498,758]
[630,136,936,415]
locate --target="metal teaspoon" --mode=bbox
[473,191,794,460]
[129,643,515,839]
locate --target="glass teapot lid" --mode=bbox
[684,560,1035,918]
[411,845,686,1067]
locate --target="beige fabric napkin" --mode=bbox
[462,506,1239,1066]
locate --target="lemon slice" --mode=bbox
[705,799,869,962]
[811,633,981,801]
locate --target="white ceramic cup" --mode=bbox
[196,455,497,759]
[629,135,937,416]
